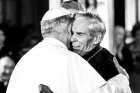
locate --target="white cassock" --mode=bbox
[6,37,106,93]
[93,74,132,93]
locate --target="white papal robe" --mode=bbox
[93,73,132,93]
[6,37,106,93]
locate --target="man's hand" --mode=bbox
[39,84,53,93]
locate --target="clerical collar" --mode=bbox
[83,45,102,61]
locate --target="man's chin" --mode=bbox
[73,49,83,55]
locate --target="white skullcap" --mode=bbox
[41,7,72,21]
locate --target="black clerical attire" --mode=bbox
[83,45,119,81]
[0,82,7,93]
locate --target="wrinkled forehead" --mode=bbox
[74,16,89,25]
[73,16,101,29]
[72,17,90,32]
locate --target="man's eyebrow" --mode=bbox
[76,32,87,35]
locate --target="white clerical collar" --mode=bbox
[42,37,68,49]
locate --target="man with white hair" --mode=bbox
[71,12,131,93]
[6,7,106,93]
[61,1,131,92]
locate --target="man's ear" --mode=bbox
[93,33,102,44]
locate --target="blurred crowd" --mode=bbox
[114,22,140,75]
[0,23,42,93]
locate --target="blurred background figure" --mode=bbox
[0,29,6,51]
[61,0,84,11]
[130,22,140,71]
[0,24,16,93]
[78,0,86,10]
[0,24,19,63]
[86,0,97,13]
[19,25,41,58]
[0,56,15,93]
[114,25,133,75]
[0,24,7,57]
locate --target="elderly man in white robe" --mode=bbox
[6,7,106,93]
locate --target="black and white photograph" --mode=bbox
[0,0,140,93]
